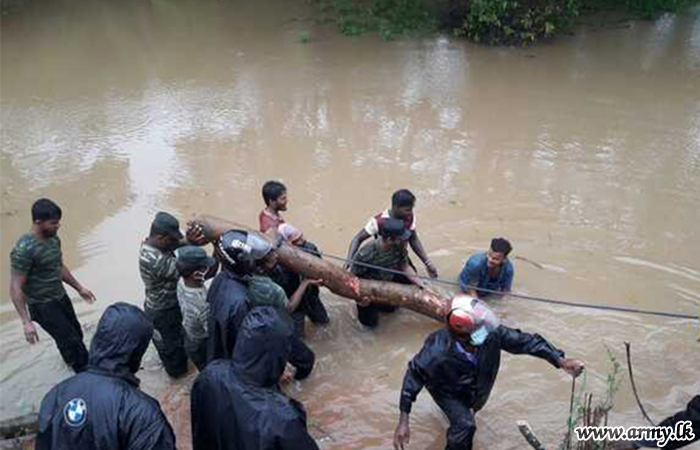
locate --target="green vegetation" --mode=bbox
[454,0,578,45]
[561,347,624,449]
[297,30,312,43]
[316,0,700,44]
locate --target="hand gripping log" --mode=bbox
[189,215,451,322]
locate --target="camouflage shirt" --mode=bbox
[10,232,67,304]
[351,239,407,282]
[139,242,179,311]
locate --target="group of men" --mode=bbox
[9,192,698,450]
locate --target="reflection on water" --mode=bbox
[1,1,699,448]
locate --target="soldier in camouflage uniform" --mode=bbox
[10,199,96,372]
[139,212,194,378]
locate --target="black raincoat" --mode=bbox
[191,306,319,450]
[400,325,564,449]
[36,302,176,450]
[638,395,699,449]
[207,269,251,362]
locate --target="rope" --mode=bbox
[296,247,698,321]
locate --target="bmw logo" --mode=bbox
[63,398,87,427]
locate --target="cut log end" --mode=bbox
[517,420,547,450]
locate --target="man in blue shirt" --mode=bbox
[458,238,514,299]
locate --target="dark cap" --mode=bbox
[152,212,184,240]
[378,218,410,240]
[177,245,216,269]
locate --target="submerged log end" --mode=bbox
[517,420,547,450]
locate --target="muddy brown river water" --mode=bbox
[1,1,699,448]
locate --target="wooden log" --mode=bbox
[189,215,452,322]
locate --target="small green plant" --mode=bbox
[297,30,312,43]
[561,346,624,450]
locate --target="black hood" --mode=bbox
[88,302,154,385]
[232,306,292,387]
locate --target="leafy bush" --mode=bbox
[454,0,579,45]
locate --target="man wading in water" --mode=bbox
[393,296,585,450]
[346,189,439,280]
[10,198,96,372]
[459,238,514,299]
[139,212,202,378]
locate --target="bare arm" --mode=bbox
[10,270,38,344]
[399,262,426,289]
[408,232,438,278]
[62,265,96,303]
[393,411,410,450]
[345,229,370,269]
[287,279,322,313]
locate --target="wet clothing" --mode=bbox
[144,305,188,378]
[249,275,289,310]
[364,209,416,239]
[139,242,188,377]
[249,274,315,380]
[399,325,564,450]
[458,251,514,297]
[36,303,176,450]
[10,232,66,304]
[177,279,209,370]
[258,208,284,233]
[351,240,409,327]
[206,270,251,362]
[191,307,319,450]
[12,232,88,371]
[29,294,88,372]
[271,241,329,337]
[139,243,179,311]
[636,395,700,449]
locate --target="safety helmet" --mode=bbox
[217,230,273,274]
[447,295,500,333]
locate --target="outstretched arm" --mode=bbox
[408,232,438,278]
[287,279,323,313]
[498,325,584,376]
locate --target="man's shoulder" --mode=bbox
[467,251,487,266]
[139,243,173,267]
[12,232,38,253]
[250,275,285,295]
[504,259,515,273]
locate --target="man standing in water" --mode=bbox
[393,296,584,450]
[10,198,96,372]
[346,189,438,279]
[259,180,287,233]
[139,211,199,378]
[459,238,514,299]
[351,218,426,328]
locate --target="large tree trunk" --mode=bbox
[190,215,452,322]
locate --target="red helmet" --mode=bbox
[447,295,498,332]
